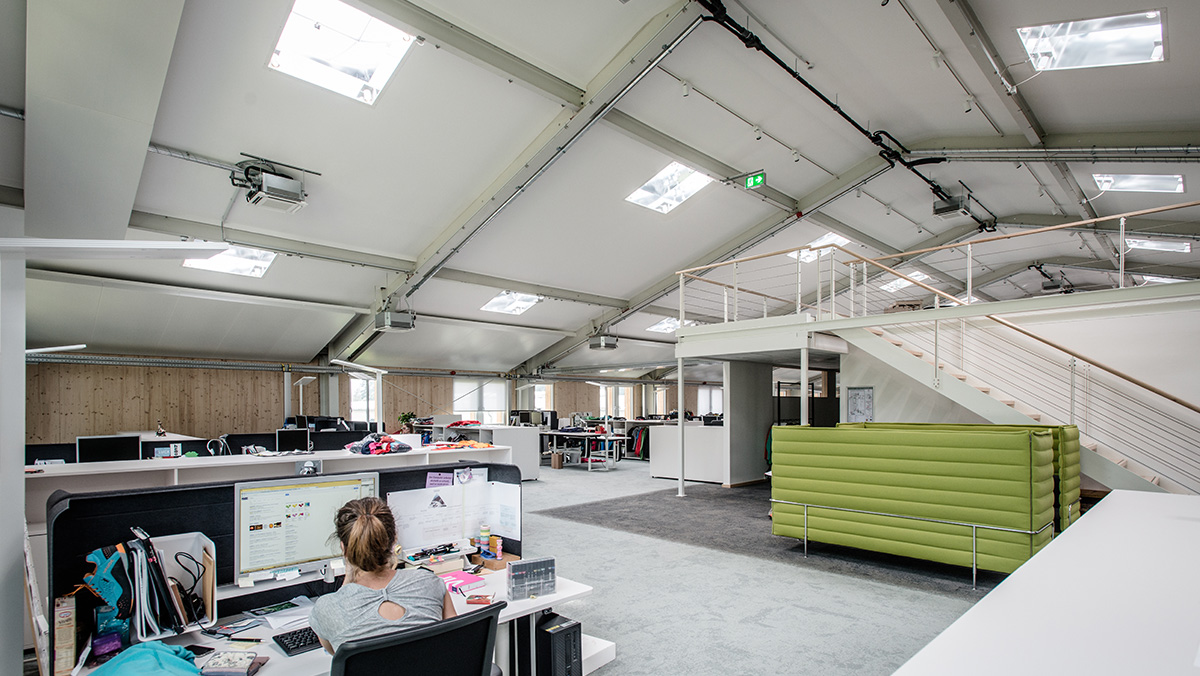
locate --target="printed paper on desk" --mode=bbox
[389,485,466,550]
[260,596,313,630]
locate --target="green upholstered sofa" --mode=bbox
[837,422,1080,532]
[771,425,1055,574]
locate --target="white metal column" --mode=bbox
[677,357,686,497]
[800,345,809,425]
[1,241,26,674]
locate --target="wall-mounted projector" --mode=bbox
[375,311,416,332]
[932,196,970,220]
[589,334,618,350]
[246,171,307,213]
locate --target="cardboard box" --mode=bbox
[53,596,76,676]
[470,551,521,571]
[551,452,563,469]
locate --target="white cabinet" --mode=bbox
[420,424,540,480]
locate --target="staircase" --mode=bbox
[833,323,1200,495]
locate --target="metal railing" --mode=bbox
[769,498,1053,588]
[887,319,1200,493]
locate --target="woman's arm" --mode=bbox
[319,636,335,655]
[442,589,457,619]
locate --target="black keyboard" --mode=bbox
[272,625,322,657]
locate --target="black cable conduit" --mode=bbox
[696,0,995,231]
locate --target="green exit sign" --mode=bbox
[745,172,765,189]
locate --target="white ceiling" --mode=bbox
[4,0,1198,381]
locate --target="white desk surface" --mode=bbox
[150,571,590,676]
[894,490,1200,675]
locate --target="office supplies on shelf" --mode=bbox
[507,556,556,601]
[272,625,323,657]
[465,593,494,605]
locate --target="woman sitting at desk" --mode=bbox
[310,497,456,654]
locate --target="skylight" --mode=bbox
[481,291,540,315]
[880,271,929,293]
[1093,173,1184,193]
[182,246,276,278]
[1018,11,1164,72]
[626,162,712,214]
[1140,274,1186,284]
[646,317,697,334]
[270,0,416,105]
[1125,238,1191,253]
[787,233,851,263]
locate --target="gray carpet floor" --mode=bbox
[520,460,989,676]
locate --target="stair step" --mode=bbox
[907,350,923,357]
[1082,441,1098,451]
[976,386,991,393]
[999,399,1015,406]
[954,373,968,381]
[1028,413,1041,422]
[867,327,884,336]
[1117,458,1128,468]
[887,338,903,346]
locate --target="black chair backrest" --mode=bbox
[330,601,507,676]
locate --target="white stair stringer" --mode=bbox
[835,327,1167,494]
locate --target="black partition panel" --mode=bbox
[46,461,522,601]
[26,443,76,465]
[221,433,278,453]
[309,430,368,450]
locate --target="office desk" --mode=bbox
[894,490,1200,675]
[541,432,627,471]
[103,572,613,676]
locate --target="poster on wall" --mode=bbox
[847,386,874,423]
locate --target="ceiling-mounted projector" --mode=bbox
[246,171,307,213]
[589,334,618,350]
[375,311,416,332]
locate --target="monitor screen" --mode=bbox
[276,428,310,453]
[293,415,309,430]
[233,472,379,578]
[77,434,142,463]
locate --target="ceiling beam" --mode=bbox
[932,0,1043,145]
[430,268,628,308]
[358,0,582,105]
[998,214,1200,240]
[128,211,415,273]
[906,131,1200,160]
[330,3,703,362]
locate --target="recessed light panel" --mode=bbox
[1093,173,1184,193]
[182,245,276,278]
[1140,274,1186,284]
[626,162,712,214]
[1018,11,1164,72]
[270,0,416,105]
[787,233,851,263]
[481,291,540,315]
[1125,238,1191,253]
[646,317,697,333]
[880,271,929,293]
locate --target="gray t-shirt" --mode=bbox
[309,568,446,653]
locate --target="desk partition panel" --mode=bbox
[46,461,522,667]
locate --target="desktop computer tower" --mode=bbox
[514,610,582,676]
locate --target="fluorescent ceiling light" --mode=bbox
[1126,238,1191,253]
[1093,173,1184,193]
[626,162,712,214]
[182,245,276,278]
[646,317,697,334]
[1140,274,1186,284]
[880,271,929,293]
[481,290,541,315]
[787,233,851,263]
[1018,11,1164,72]
[270,0,415,105]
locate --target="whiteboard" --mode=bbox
[847,386,874,423]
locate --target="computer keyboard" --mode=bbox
[272,625,322,657]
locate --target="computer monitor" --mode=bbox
[293,415,310,430]
[276,428,310,453]
[233,472,379,580]
[76,434,142,463]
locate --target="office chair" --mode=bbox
[330,601,508,676]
